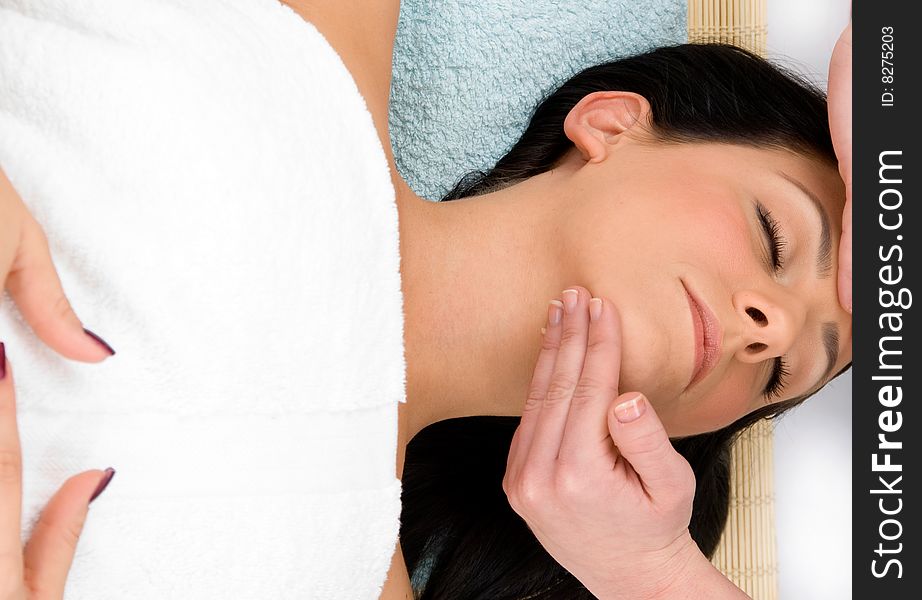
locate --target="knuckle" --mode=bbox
[504,482,522,512]
[554,469,587,502]
[559,326,583,346]
[34,511,86,556]
[545,378,576,407]
[0,450,22,486]
[523,390,544,412]
[60,518,85,549]
[653,461,697,511]
[672,461,698,500]
[516,481,541,511]
[571,375,616,405]
[631,427,670,457]
[662,484,695,515]
[586,332,613,350]
[53,294,75,322]
[509,470,545,512]
[539,336,560,352]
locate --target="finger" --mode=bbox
[607,393,693,499]
[827,21,852,315]
[526,286,591,468]
[837,196,852,313]
[22,468,114,599]
[0,167,25,280]
[830,23,851,324]
[4,215,115,362]
[508,298,565,477]
[0,343,24,579]
[558,297,623,465]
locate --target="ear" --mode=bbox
[563,91,652,164]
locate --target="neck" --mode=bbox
[395,166,578,442]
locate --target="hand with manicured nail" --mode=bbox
[1,167,114,361]
[503,286,748,600]
[0,343,115,599]
[828,20,852,313]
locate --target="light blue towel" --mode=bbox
[389,0,687,202]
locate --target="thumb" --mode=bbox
[837,194,853,313]
[22,469,116,598]
[607,393,694,498]
[4,216,115,362]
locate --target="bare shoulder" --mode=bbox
[379,542,414,600]
[280,0,400,166]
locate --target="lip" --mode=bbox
[681,280,723,390]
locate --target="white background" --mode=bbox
[766,1,852,598]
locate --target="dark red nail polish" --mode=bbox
[83,329,116,356]
[0,342,6,380]
[89,468,116,505]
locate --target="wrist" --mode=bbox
[591,531,751,600]
[645,532,704,600]
[589,531,701,600]
[649,536,752,600]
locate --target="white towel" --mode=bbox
[0,0,405,598]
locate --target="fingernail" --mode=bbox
[589,298,603,321]
[0,342,6,380]
[89,468,116,505]
[614,394,646,423]
[548,299,563,326]
[83,329,116,356]
[561,289,579,313]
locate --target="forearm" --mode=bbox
[590,539,752,600]
[653,550,753,600]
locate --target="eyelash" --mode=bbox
[755,202,790,401]
[764,357,791,402]
[756,203,786,271]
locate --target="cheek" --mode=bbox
[679,369,758,435]
[681,207,753,272]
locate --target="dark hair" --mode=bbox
[400,43,847,599]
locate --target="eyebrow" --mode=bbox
[776,170,833,278]
[774,171,840,396]
[818,321,840,389]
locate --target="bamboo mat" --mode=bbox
[709,420,779,599]
[688,2,776,597]
[688,0,767,55]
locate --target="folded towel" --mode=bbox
[389,0,687,201]
[0,0,404,598]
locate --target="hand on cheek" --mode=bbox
[504,286,702,600]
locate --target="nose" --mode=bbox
[732,289,806,363]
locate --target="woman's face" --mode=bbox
[561,138,852,437]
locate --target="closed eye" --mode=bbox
[754,201,790,402]
[763,357,790,402]
[756,202,786,271]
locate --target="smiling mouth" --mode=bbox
[681,280,722,389]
